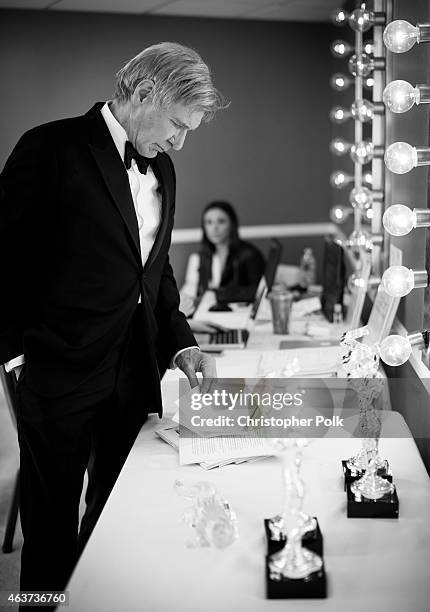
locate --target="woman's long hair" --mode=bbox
[198,201,241,296]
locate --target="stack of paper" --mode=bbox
[155,423,271,469]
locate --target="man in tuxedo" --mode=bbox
[0,42,226,594]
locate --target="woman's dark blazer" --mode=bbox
[198,240,265,303]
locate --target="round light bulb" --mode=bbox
[363,172,373,186]
[384,142,417,174]
[383,80,418,113]
[348,53,373,77]
[330,171,353,189]
[383,205,415,236]
[348,229,372,250]
[332,8,348,26]
[351,99,374,122]
[330,205,350,223]
[330,73,352,91]
[364,40,374,55]
[329,106,351,123]
[330,137,350,155]
[364,76,375,89]
[365,208,374,220]
[347,273,367,292]
[349,7,375,32]
[381,265,415,297]
[379,335,412,366]
[349,186,372,209]
[383,20,419,53]
[331,39,353,57]
[350,141,374,164]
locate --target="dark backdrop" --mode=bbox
[0,9,334,282]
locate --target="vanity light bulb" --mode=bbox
[383,80,418,113]
[384,142,417,174]
[347,273,367,292]
[329,106,351,123]
[330,73,352,91]
[351,99,374,122]
[350,141,374,164]
[363,172,373,186]
[331,40,353,57]
[381,266,415,297]
[348,53,374,77]
[330,171,353,189]
[330,205,351,223]
[332,8,348,26]
[383,205,415,236]
[349,186,372,209]
[349,7,375,32]
[330,138,351,155]
[364,40,374,55]
[348,229,372,250]
[379,335,412,366]
[383,20,419,53]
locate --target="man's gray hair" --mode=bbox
[114,42,228,121]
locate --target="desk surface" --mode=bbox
[66,352,430,612]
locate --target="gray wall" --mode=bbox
[0,9,334,283]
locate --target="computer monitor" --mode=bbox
[320,237,346,323]
[265,239,282,291]
[249,238,283,320]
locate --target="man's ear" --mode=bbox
[132,79,155,105]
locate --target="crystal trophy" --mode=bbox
[339,329,399,518]
[265,439,321,556]
[174,480,239,549]
[266,440,326,598]
[340,327,391,487]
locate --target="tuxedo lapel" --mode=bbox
[144,154,172,271]
[86,104,142,266]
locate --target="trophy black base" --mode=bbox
[346,484,399,518]
[264,517,323,556]
[341,460,392,491]
[266,559,327,599]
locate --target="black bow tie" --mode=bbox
[124,141,152,175]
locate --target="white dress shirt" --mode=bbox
[181,252,223,298]
[5,102,197,376]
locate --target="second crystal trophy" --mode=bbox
[265,439,327,599]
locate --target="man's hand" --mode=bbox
[175,348,217,393]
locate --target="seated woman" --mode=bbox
[180,201,265,316]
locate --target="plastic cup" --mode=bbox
[268,289,293,335]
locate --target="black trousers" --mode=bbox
[15,308,149,595]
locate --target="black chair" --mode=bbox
[0,365,20,553]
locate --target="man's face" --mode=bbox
[128,95,204,158]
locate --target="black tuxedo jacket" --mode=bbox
[0,102,196,414]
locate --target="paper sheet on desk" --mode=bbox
[179,430,273,466]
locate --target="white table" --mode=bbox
[65,351,430,612]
